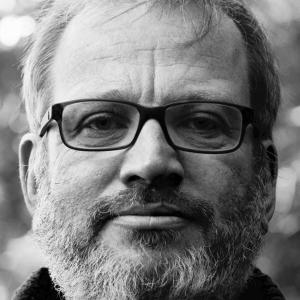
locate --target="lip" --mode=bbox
[109,203,190,230]
[111,215,188,229]
[119,203,185,217]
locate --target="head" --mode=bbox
[19,0,280,299]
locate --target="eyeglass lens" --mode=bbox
[62,101,140,149]
[61,101,243,151]
[166,103,242,151]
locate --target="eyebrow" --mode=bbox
[163,91,235,104]
[91,89,236,105]
[93,89,132,101]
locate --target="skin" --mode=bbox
[19,1,276,298]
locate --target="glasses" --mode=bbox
[39,99,254,154]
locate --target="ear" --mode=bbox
[261,139,278,222]
[19,133,39,215]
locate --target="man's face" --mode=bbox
[29,2,270,300]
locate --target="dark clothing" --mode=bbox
[13,267,285,300]
[13,268,62,300]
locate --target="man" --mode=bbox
[14,0,285,299]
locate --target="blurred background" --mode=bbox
[0,0,299,299]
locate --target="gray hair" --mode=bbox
[22,0,280,140]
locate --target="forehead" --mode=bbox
[51,1,249,106]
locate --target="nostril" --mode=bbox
[168,173,183,187]
[151,173,183,188]
[126,175,143,184]
[125,173,183,188]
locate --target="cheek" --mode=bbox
[47,148,126,209]
[180,143,254,207]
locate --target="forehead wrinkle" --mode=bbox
[90,41,221,68]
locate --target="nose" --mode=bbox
[119,120,184,188]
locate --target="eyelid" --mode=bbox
[79,111,131,130]
[175,110,228,124]
[71,111,113,131]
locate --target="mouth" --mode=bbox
[109,203,190,230]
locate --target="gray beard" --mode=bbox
[32,163,269,300]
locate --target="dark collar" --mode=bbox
[238,268,286,300]
[13,267,285,300]
[13,268,63,300]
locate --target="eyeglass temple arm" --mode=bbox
[39,107,53,137]
[242,108,260,139]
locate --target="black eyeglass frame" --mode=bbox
[39,99,254,154]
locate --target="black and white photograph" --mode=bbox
[0,0,299,299]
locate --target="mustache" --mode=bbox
[86,183,215,236]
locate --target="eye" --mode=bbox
[83,113,124,130]
[78,112,130,135]
[187,116,220,131]
[179,113,227,133]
